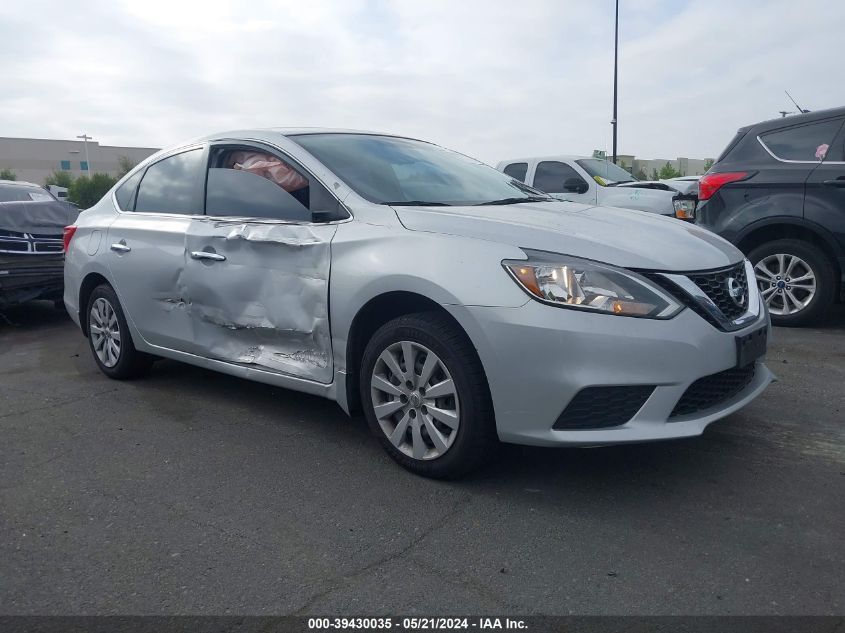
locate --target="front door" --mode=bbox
[179,142,339,383]
[804,118,845,261]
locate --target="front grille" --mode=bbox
[686,262,748,321]
[670,364,756,418]
[554,385,655,430]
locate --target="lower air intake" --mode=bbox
[553,385,655,430]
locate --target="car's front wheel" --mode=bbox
[749,239,836,327]
[86,284,152,379]
[360,312,497,479]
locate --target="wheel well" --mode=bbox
[78,273,110,337]
[344,291,471,415]
[737,223,841,277]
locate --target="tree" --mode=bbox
[45,170,75,189]
[650,168,659,181]
[68,173,117,208]
[634,168,648,181]
[0,167,16,180]
[117,155,137,178]
[658,161,682,180]
[703,158,714,172]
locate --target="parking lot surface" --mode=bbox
[1,302,843,615]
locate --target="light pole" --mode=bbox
[611,0,619,165]
[76,134,93,174]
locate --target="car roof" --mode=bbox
[744,105,845,134]
[0,179,43,188]
[196,127,427,144]
[496,155,589,166]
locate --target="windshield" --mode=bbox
[291,133,550,206]
[575,159,636,185]
[0,183,56,202]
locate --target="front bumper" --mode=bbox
[0,254,64,307]
[447,296,773,447]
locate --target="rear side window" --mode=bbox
[760,119,844,162]
[135,149,204,214]
[533,161,588,193]
[503,162,528,182]
[114,169,143,211]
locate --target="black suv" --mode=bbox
[696,106,845,326]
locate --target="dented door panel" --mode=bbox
[181,219,336,383]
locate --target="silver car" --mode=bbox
[64,130,773,478]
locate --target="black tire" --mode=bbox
[748,239,836,327]
[359,311,497,479]
[85,284,153,379]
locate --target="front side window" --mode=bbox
[533,161,589,193]
[760,118,844,162]
[575,159,636,185]
[291,134,549,206]
[503,162,528,182]
[205,147,345,222]
[135,149,204,214]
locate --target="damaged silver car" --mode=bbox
[64,130,773,478]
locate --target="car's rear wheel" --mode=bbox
[749,239,836,327]
[360,312,497,479]
[86,284,152,379]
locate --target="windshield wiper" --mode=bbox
[476,196,552,205]
[382,200,452,206]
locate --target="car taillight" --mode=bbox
[698,172,750,201]
[62,225,78,252]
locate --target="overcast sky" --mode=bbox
[1,0,843,163]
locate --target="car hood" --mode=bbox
[393,200,741,271]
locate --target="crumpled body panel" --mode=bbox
[174,220,335,383]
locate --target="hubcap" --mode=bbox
[754,253,816,316]
[370,341,460,460]
[89,297,121,368]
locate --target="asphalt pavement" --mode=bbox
[1,301,843,615]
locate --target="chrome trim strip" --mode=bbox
[658,259,761,331]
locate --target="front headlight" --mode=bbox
[503,251,683,319]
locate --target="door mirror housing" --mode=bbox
[563,177,589,194]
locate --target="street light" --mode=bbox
[76,134,93,174]
[611,0,619,165]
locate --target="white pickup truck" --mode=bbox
[496,155,695,219]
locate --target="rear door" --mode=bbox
[106,145,207,350]
[180,141,342,383]
[803,117,845,256]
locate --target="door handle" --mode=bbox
[190,251,226,262]
[110,242,131,253]
[822,179,845,188]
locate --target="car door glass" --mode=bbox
[206,148,345,222]
[534,161,588,193]
[135,149,204,214]
[115,169,144,211]
[760,119,844,162]
[503,162,528,182]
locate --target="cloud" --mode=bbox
[1,0,842,163]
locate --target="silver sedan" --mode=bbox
[63,130,773,478]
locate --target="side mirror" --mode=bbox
[563,178,589,194]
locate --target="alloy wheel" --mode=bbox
[370,341,460,460]
[90,297,121,368]
[754,253,816,316]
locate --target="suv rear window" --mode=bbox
[760,118,844,162]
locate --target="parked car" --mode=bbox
[0,180,79,308]
[64,130,772,478]
[496,156,695,218]
[695,106,845,326]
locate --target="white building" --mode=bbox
[0,137,159,185]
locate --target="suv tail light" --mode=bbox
[698,172,750,201]
[62,225,78,252]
